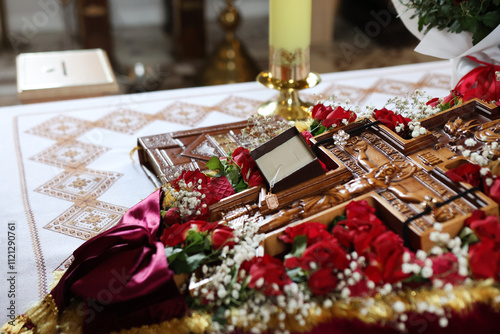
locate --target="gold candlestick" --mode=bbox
[200,0,260,86]
[257,0,320,122]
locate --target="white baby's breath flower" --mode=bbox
[416,250,427,260]
[430,231,440,242]
[421,266,433,278]
[439,317,449,328]
[430,246,443,256]
[393,301,406,313]
[465,138,477,147]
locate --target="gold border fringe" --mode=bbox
[1,294,58,334]
[3,281,500,334]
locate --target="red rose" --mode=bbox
[240,254,291,296]
[347,220,386,255]
[308,268,338,295]
[345,200,380,225]
[160,220,218,247]
[232,147,255,169]
[445,162,482,187]
[431,253,466,284]
[322,106,357,128]
[342,200,387,253]
[279,222,331,246]
[332,224,352,249]
[311,104,333,120]
[286,240,350,271]
[163,207,181,226]
[211,225,235,250]
[364,231,409,284]
[301,131,313,147]
[485,178,500,205]
[348,276,371,297]
[188,220,218,233]
[170,168,219,221]
[160,223,191,247]
[232,147,263,186]
[469,239,500,280]
[426,97,440,108]
[373,108,411,132]
[465,209,486,226]
[171,169,208,191]
[248,171,263,187]
[467,212,500,243]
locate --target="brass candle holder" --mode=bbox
[256,70,320,122]
[257,0,320,122]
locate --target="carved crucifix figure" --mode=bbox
[259,141,417,231]
[258,139,450,232]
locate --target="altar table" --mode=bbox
[0,61,452,325]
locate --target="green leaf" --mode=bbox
[328,214,347,232]
[459,226,479,246]
[403,274,428,283]
[286,267,308,284]
[206,156,224,172]
[481,10,500,28]
[225,167,241,186]
[171,252,206,274]
[183,231,206,255]
[234,178,249,193]
[165,248,190,274]
[165,246,183,262]
[291,235,307,258]
[185,253,208,271]
[472,25,490,45]
[212,305,227,326]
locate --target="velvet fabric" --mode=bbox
[50,190,187,334]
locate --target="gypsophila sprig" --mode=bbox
[384,90,441,122]
[240,115,291,149]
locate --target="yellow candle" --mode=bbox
[270,0,312,52]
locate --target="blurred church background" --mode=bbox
[0,0,438,106]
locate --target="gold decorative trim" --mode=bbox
[13,116,48,299]
[270,46,310,81]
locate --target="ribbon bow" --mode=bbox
[454,56,500,103]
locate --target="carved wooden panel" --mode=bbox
[139,100,500,250]
[138,119,352,221]
[256,100,499,251]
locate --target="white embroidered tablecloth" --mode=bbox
[0,61,452,323]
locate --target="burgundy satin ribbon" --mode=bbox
[50,189,187,334]
[454,56,500,103]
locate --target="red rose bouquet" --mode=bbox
[465,210,500,280]
[308,103,357,136]
[205,147,263,193]
[372,107,427,139]
[161,220,235,274]
[445,161,500,205]
[162,169,220,224]
[239,254,292,296]
[280,201,414,298]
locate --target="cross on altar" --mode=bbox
[138,100,499,251]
